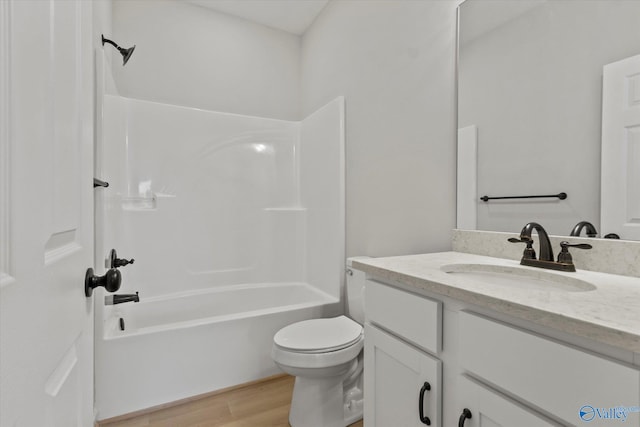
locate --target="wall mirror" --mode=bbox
[457,0,640,239]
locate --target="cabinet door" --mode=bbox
[457,376,561,427]
[364,323,441,427]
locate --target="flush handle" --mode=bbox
[418,381,431,425]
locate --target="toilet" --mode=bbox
[271,257,367,427]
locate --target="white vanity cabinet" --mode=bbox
[363,277,640,427]
[457,311,640,426]
[364,280,443,426]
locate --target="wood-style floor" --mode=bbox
[98,374,364,427]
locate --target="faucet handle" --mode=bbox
[109,249,135,269]
[557,241,592,264]
[560,241,592,250]
[508,237,536,260]
[508,237,531,244]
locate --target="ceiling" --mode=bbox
[185,0,330,35]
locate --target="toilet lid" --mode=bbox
[274,316,363,353]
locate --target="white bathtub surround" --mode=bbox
[97,283,336,418]
[301,101,346,301]
[100,96,344,299]
[452,229,640,278]
[95,96,344,419]
[102,283,336,339]
[101,96,304,297]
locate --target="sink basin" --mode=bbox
[440,263,596,292]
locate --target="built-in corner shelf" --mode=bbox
[120,193,176,211]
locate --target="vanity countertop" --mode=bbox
[353,251,640,353]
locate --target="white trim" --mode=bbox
[457,125,478,230]
[0,0,12,284]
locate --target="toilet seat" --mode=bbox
[272,316,364,370]
[273,316,363,353]
[272,334,363,370]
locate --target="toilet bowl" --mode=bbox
[271,258,367,427]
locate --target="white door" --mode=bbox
[1,1,95,426]
[457,375,561,427]
[364,323,442,427]
[601,53,640,240]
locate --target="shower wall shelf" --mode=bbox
[480,192,567,202]
[120,194,176,211]
[121,196,157,210]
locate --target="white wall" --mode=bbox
[94,0,112,54]
[111,0,301,120]
[301,0,460,258]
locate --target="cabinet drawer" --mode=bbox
[458,375,561,427]
[365,279,441,354]
[459,311,640,425]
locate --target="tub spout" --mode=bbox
[105,292,139,305]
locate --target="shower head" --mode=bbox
[120,45,136,65]
[101,34,136,66]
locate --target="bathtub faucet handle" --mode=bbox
[114,257,134,268]
[109,249,135,268]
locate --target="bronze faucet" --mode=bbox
[509,222,592,272]
[521,222,553,261]
[570,221,598,238]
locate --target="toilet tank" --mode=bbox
[346,257,369,324]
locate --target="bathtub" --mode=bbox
[95,282,340,420]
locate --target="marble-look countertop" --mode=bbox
[353,251,640,353]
